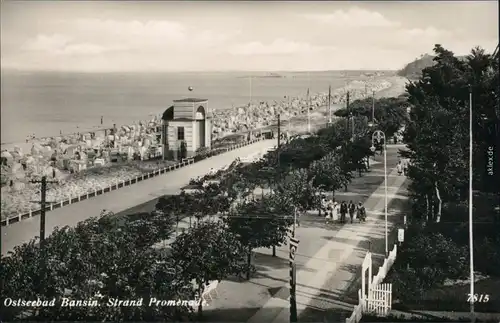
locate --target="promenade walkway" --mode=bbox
[199,145,408,322]
[1,139,277,255]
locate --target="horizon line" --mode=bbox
[1,68,399,74]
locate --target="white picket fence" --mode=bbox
[372,244,397,286]
[345,244,398,323]
[366,283,392,316]
[1,138,263,227]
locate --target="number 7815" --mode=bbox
[467,294,490,303]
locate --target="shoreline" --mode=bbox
[0,76,407,220]
[1,75,404,150]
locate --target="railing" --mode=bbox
[1,138,263,227]
[345,289,364,323]
[372,244,397,286]
[345,244,398,323]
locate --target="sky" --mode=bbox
[1,1,498,72]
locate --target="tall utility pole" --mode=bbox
[277,114,281,148]
[307,94,311,134]
[31,176,57,284]
[289,208,299,323]
[468,85,475,323]
[328,85,332,124]
[306,88,311,134]
[31,176,55,249]
[273,114,281,258]
[346,91,353,139]
[31,176,57,245]
[307,72,311,134]
[287,96,291,135]
[372,90,376,124]
[249,76,253,106]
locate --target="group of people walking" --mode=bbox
[321,197,366,224]
[396,159,409,176]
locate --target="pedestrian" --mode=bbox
[348,200,356,224]
[397,160,403,176]
[357,202,366,222]
[325,206,332,224]
[340,201,348,224]
[296,206,303,227]
[333,200,340,222]
[320,194,329,217]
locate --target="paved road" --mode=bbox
[252,148,405,323]
[1,140,277,255]
[201,145,405,322]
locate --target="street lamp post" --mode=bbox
[370,130,388,256]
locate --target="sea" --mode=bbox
[1,70,386,145]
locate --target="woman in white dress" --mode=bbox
[328,200,339,223]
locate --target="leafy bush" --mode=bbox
[396,230,469,281]
[390,267,428,301]
[390,228,469,301]
[474,236,500,276]
[361,313,492,322]
[165,149,175,160]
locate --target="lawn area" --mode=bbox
[360,313,498,322]
[388,275,500,313]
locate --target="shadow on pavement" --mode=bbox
[254,252,289,271]
[199,306,279,322]
[299,181,410,322]
[299,216,344,230]
[321,235,364,246]
[339,263,359,275]
[300,305,353,323]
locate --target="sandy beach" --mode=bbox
[0,76,407,220]
[375,76,410,98]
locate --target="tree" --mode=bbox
[201,183,232,215]
[123,211,175,247]
[402,44,499,224]
[334,96,410,139]
[170,221,247,317]
[317,121,347,152]
[1,214,194,322]
[309,152,349,199]
[155,193,190,233]
[275,168,318,211]
[223,194,294,280]
[278,136,327,170]
[395,44,500,282]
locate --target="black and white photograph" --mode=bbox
[1,1,499,322]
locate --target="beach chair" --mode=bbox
[201,280,219,302]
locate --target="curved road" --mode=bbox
[1,140,277,255]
